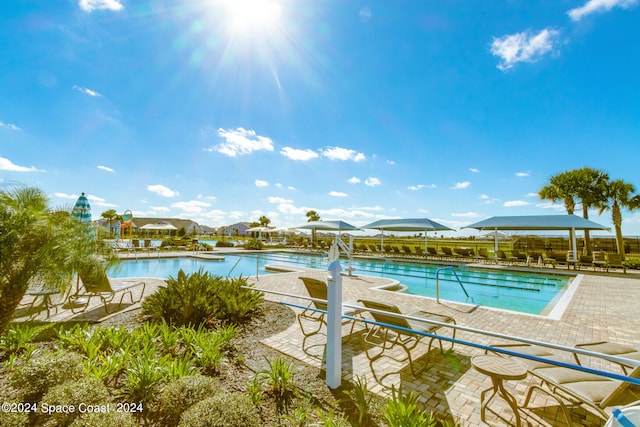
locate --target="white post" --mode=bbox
[326,260,342,389]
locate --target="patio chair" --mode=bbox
[490,343,640,425]
[358,299,456,380]
[592,251,607,270]
[476,248,490,262]
[68,259,146,314]
[426,246,441,259]
[605,253,627,273]
[297,277,364,348]
[573,341,640,375]
[523,361,640,425]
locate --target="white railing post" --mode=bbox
[326,260,342,389]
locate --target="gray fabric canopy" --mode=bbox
[361,218,453,252]
[463,215,609,231]
[464,214,610,258]
[294,220,359,231]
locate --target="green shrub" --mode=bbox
[69,411,137,427]
[39,377,110,427]
[244,238,263,250]
[382,385,436,427]
[151,375,218,425]
[119,353,166,404]
[215,240,235,248]
[0,323,54,358]
[257,355,296,398]
[623,257,640,270]
[142,269,263,326]
[0,410,29,427]
[9,349,85,401]
[178,393,261,427]
[213,277,263,324]
[142,269,219,326]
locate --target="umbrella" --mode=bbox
[361,218,453,253]
[71,192,92,223]
[464,215,610,259]
[246,226,276,233]
[139,223,178,231]
[139,222,178,237]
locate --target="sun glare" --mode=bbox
[225,0,282,31]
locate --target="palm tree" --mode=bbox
[259,215,271,227]
[0,186,116,336]
[596,179,639,260]
[100,209,121,236]
[306,210,321,243]
[539,171,581,251]
[573,168,608,255]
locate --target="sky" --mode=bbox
[2,0,640,237]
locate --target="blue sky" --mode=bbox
[2,0,640,236]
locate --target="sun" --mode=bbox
[224,0,282,32]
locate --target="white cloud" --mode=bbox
[73,85,101,97]
[451,212,480,218]
[171,200,211,213]
[479,194,498,204]
[470,168,480,173]
[255,179,269,188]
[54,192,77,199]
[0,121,21,131]
[348,177,361,184]
[78,0,123,12]
[329,191,348,197]
[451,181,471,190]
[97,165,114,172]
[150,206,170,212]
[504,200,531,207]
[280,147,319,161]
[0,157,45,172]
[515,171,530,177]
[147,184,179,197]
[321,146,366,162]
[268,196,292,204]
[364,177,381,187]
[491,28,561,71]
[536,201,566,211]
[387,160,396,165]
[408,184,425,191]
[568,0,639,21]
[209,128,274,157]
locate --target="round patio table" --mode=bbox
[472,354,527,427]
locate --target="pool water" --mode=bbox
[109,252,572,315]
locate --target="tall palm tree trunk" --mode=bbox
[582,205,591,255]
[0,282,29,337]
[612,202,625,259]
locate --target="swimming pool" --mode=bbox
[109,252,573,315]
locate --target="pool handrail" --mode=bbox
[435,266,473,303]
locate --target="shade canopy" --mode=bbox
[464,214,610,258]
[71,192,92,223]
[294,220,359,231]
[463,215,610,231]
[362,218,453,232]
[246,226,276,233]
[361,218,453,253]
[139,223,178,231]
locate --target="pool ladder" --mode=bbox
[435,266,474,304]
[226,255,261,279]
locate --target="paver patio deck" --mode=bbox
[15,249,640,426]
